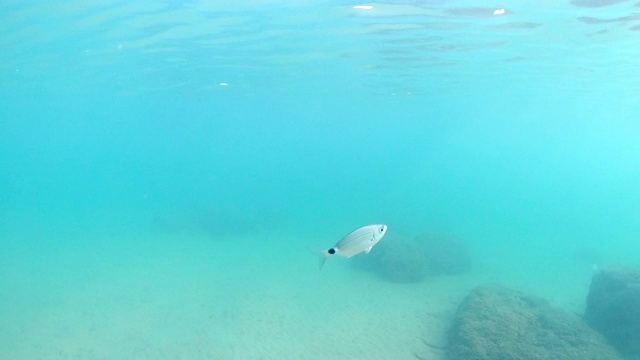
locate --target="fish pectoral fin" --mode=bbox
[365,246,373,254]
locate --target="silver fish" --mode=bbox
[317,224,388,269]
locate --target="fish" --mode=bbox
[315,224,388,269]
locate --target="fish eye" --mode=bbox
[379,228,384,232]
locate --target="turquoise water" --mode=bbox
[1,1,639,359]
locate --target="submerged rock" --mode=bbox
[351,232,472,283]
[416,234,472,276]
[447,285,620,360]
[351,233,428,283]
[585,265,640,358]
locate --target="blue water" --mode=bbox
[1,1,639,359]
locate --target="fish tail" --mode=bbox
[318,250,330,270]
[307,247,331,270]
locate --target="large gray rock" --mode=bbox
[351,233,428,283]
[351,233,472,283]
[585,265,640,358]
[415,233,472,276]
[447,285,620,360]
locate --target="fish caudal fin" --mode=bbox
[318,252,329,269]
[307,247,331,270]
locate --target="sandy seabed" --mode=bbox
[0,230,595,360]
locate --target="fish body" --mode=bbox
[318,224,387,269]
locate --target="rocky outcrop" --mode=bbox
[415,234,472,276]
[446,285,620,360]
[585,265,640,358]
[351,233,472,283]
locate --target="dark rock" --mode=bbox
[351,232,472,283]
[447,285,621,360]
[585,265,640,358]
[416,234,472,276]
[351,233,429,283]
